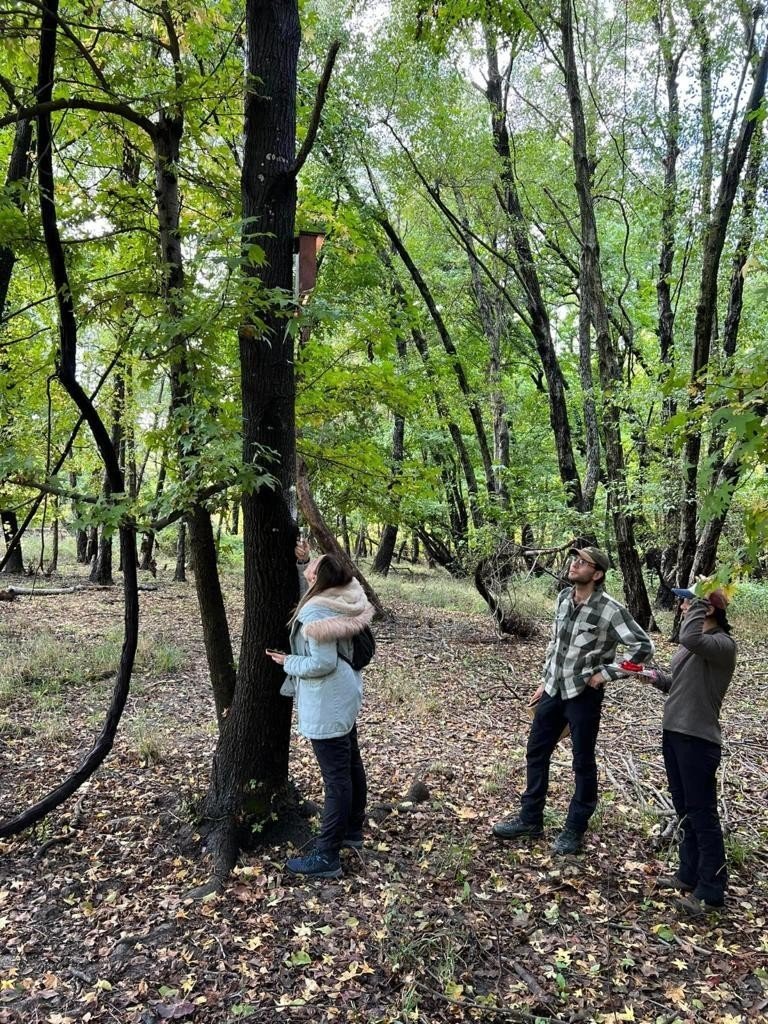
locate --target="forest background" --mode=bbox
[1,0,768,1021]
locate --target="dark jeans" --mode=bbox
[520,687,604,834]
[663,730,727,905]
[311,724,367,856]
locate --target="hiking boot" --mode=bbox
[657,873,694,893]
[341,833,364,850]
[492,816,544,841]
[677,894,723,918]
[552,828,583,855]
[285,849,342,879]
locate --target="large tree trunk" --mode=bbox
[561,0,651,627]
[201,0,307,884]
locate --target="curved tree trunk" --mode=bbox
[1,0,138,837]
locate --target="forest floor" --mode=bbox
[0,564,767,1024]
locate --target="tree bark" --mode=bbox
[561,0,651,626]
[174,521,187,582]
[654,5,683,551]
[201,0,306,883]
[152,93,237,725]
[483,24,585,512]
[691,119,764,577]
[677,27,768,585]
[1,511,24,574]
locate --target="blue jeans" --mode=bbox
[520,687,604,833]
[663,730,727,905]
[311,725,367,855]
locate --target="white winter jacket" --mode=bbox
[281,578,373,739]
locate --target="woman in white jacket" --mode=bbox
[267,554,374,878]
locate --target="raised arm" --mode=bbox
[678,600,736,667]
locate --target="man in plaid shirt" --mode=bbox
[493,546,653,854]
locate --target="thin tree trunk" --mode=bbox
[297,458,384,614]
[453,184,511,505]
[1,511,24,574]
[152,94,237,726]
[0,119,33,321]
[691,120,764,577]
[677,27,768,585]
[139,461,167,570]
[49,497,59,572]
[174,521,187,582]
[655,5,683,552]
[340,513,351,556]
[373,330,407,576]
[483,24,585,512]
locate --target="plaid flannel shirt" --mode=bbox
[542,587,654,700]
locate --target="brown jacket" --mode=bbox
[652,600,736,746]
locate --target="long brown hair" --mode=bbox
[289,554,353,626]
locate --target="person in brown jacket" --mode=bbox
[644,586,736,914]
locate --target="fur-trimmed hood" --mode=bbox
[299,577,374,642]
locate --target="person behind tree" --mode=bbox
[641,582,736,915]
[493,546,654,854]
[267,553,374,878]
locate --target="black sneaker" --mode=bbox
[657,873,695,893]
[492,816,544,841]
[341,833,364,850]
[285,849,342,878]
[552,828,583,855]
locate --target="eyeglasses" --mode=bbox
[571,557,597,568]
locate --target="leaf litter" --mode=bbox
[0,569,766,1023]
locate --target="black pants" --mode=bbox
[520,687,604,834]
[663,730,727,905]
[311,725,367,855]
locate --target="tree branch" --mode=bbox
[0,98,157,137]
[292,39,341,176]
